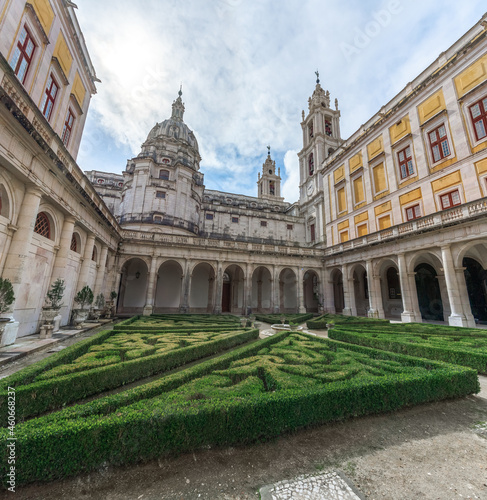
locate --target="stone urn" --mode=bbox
[40,307,60,338]
[240,317,248,328]
[73,308,89,329]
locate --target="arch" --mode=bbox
[330,268,344,313]
[0,183,11,219]
[279,268,297,312]
[91,245,98,262]
[463,257,487,323]
[455,241,487,270]
[34,211,52,240]
[222,264,245,314]
[303,269,319,313]
[308,153,314,176]
[251,266,272,313]
[155,260,183,312]
[414,263,444,321]
[70,232,81,253]
[118,258,149,314]
[189,262,215,312]
[375,258,401,319]
[352,264,369,316]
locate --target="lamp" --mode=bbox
[135,272,140,279]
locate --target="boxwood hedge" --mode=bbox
[307,314,391,330]
[253,313,314,324]
[0,328,258,422]
[328,325,487,373]
[0,332,478,487]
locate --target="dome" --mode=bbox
[144,91,199,152]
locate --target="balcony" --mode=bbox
[324,197,487,257]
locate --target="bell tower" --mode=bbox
[298,71,342,203]
[257,146,283,201]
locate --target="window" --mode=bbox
[92,246,97,262]
[308,153,314,176]
[339,230,348,243]
[378,214,392,230]
[62,108,75,146]
[308,123,313,138]
[440,190,461,209]
[70,234,77,252]
[159,170,169,180]
[10,25,36,84]
[387,268,401,299]
[96,178,105,184]
[372,162,387,194]
[352,176,365,205]
[260,220,267,227]
[34,212,50,239]
[325,119,332,136]
[310,223,316,242]
[153,215,162,222]
[337,186,347,214]
[206,213,214,220]
[428,124,451,163]
[269,181,275,195]
[469,97,487,141]
[156,191,166,199]
[231,217,239,223]
[357,223,368,237]
[405,204,421,221]
[40,74,59,121]
[398,145,414,179]
[287,224,293,230]
[161,158,170,164]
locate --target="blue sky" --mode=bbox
[76,0,487,202]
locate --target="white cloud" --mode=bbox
[75,0,486,199]
[282,150,300,203]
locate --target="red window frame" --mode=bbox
[405,204,421,221]
[310,223,316,242]
[41,74,59,121]
[397,145,414,179]
[428,124,451,163]
[10,25,36,84]
[70,234,77,252]
[469,97,487,141]
[62,108,75,146]
[308,153,314,176]
[440,190,461,210]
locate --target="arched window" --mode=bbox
[92,246,97,262]
[269,180,275,195]
[34,212,51,239]
[97,178,105,184]
[159,170,169,180]
[387,267,401,299]
[308,153,314,176]
[70,234,77,252]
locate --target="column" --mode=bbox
[365,260,378,318]
[2,187,43,298]
[342,264,354,316]
[296,267,306,313]
[397,253,421,323]
[441,245,469,327]
[93,244,109,299]
[180,259,192,313]
[273,266,280,313]
[455,267,476,328]
[324,268,335,314]
[143,256,158,316]
[243,263,252,315]
[213,263,223,314]
[75,234,96,293]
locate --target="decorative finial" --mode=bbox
[315,70,320,84]
[178,83,182,97]
[267,145,271,156]
[335,98,339,110]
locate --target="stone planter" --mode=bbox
[240,318,248,327]
[0,317,10,345]
[289,324,299,331]
[73,309,89,329]
[40,307,60,339]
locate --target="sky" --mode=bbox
[76,0,487,203]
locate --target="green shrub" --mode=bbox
[0,332,478,487]
[254,313,314,324]
[307,314,391,330]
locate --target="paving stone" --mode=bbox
[260,471,364,500]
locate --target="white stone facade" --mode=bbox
[0,2,486,346]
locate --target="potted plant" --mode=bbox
[92,293,105,320]
[0,277,14,343]
[289,321,299,331]
[73,285,94,327]
[40,279,65,338]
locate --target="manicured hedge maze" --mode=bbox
[0,322,258,421]
[306,314,390,330]
[1,331,478,486]
[254,313,314,324]
[328,324,487,373]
